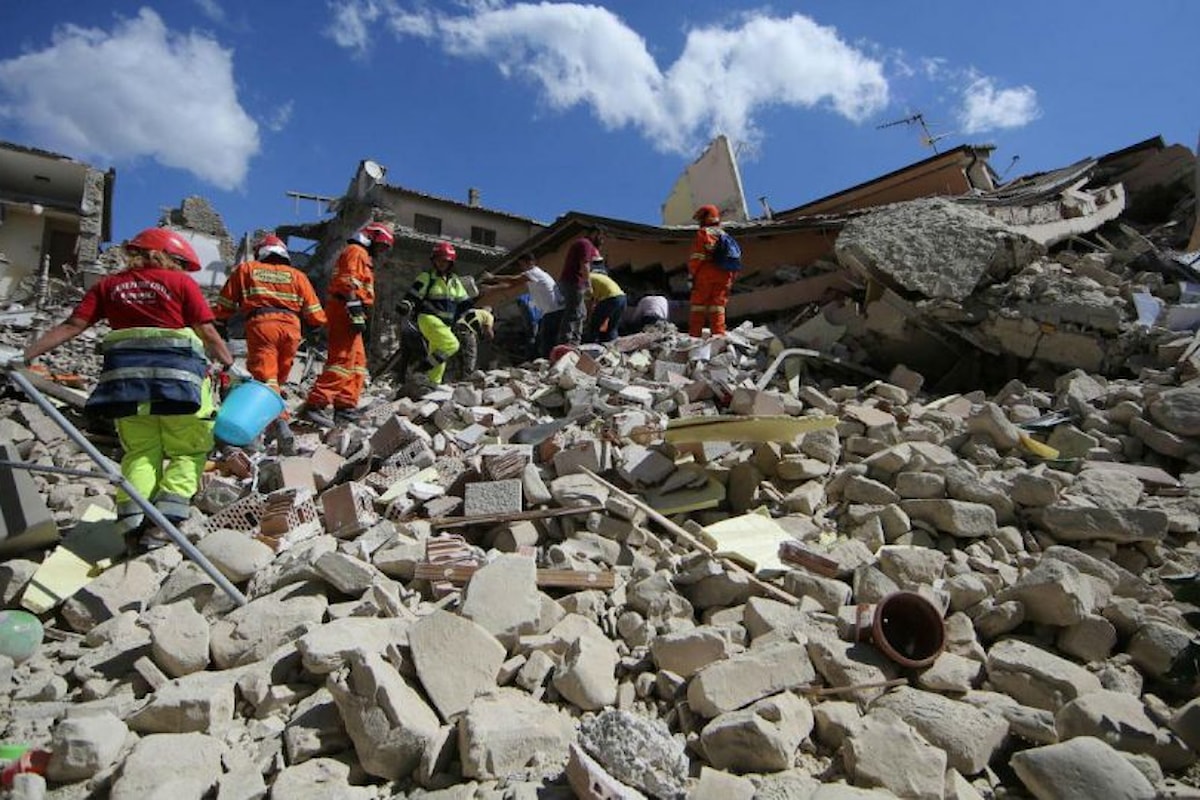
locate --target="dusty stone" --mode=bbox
[145,601,210,678]
[1056,615,1117,663]
[110,732,225,800]
[901,499,996,538]
[458,688,575,780]
[648,626,732,678]
[61,561,160,633]
[1056,689,1194,770]
[807,639,899,705]
[327,652,441,781]
[873,686,1007,775]
[1128,621,1194,678]
[986,638,1103,711]
[126,671,236,734]
[688,642,816,717]
[1010,736,1155,800]
[701,691,814,773]
[209,583,328,669]
[460,554,542,647]
[916,651,982,693]
[843,708,948,800]
[1000,559,1095,626]
[409,609,505,720]
[46,712,128,782]
[196,528,274,582]
[553,626,619,711]
[296,616,413,675]
[269,758,374,800]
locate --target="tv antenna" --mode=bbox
[876,111,949,154]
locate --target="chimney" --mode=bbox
[468,187,481,207]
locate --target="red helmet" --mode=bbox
[431,241,457,262]
[354,222,394,249]
[255,234,289,263]
[693,204,721,225]
[126,227,201,272]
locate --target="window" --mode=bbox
[470,226,497,247]
[414,213,442,235]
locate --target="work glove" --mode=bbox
[346,298,367,333]
[224,363,252,383]
[0,351,29,371]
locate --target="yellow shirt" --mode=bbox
[460,307,494,334]
[589,273,624,301]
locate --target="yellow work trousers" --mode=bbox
[417,314,460,384]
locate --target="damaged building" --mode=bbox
[0,141,113,302]
[0,132,1198,799]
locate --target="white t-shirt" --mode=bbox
[525,266,563,313]
[635,295,669,320]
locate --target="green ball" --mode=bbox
[0,610,44,664]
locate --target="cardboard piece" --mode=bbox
[663,414,837,444]
[642,466,725,514]
[21,514,125,614]
[698,513,792,572]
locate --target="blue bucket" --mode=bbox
[213,380,285,446]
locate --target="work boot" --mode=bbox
[300,406,335,428]
[274,419,296,456]
[333,407,362,425]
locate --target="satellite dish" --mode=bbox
[363,161,385,181]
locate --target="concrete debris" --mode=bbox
[4,153,1200,799]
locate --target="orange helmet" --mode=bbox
[693,204,720,225]
[431,241,457,262]
[353,222,394,248]
[126,227,201,272]
[255,234,289,263]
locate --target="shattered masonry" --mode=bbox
[0,134,1197,798]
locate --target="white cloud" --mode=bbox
[0,8,259,189]
[326,0,397,56]
[264,100,294,133]
[958,76,1040,134]
[193,0,227,25]
[330,2,888,155]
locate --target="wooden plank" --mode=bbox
[778,540,841,578]
[428,504,604,530]
[579,467,800,605]
[413,562,615,590]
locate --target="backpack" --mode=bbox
[711,230,743,272]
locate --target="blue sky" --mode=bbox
[1,2,1195,246]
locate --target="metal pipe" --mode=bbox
[0,459,113,480]
[6,369,248,606]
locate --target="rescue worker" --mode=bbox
[213,234,326,451]
[687,204,735,336]
[585,269,626,343]
[397,242,471,386]
[556,225,605,347]
[303,222,393,427]
[21,227,238,544]
[452,305,494,378]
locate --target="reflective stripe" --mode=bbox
[103,337,205,356]
[95,367,204,387]
[155,496,191,521]
[245,287,303,303]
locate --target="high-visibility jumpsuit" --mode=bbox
[307,243,374,411]
[452,307,494,378]
[406,269,469,385]
[213,260,326,398]
[71,267,219,533]
[688,225,735,336]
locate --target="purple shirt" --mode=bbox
[560,236,600,289]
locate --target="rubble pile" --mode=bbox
[1,304,1200,799]
[786,196,1200,386]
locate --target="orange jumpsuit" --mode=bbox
[306,243,374,411]
[688,226,735,336]
[214,261,326,394]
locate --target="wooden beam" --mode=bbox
[413,562,615,590]
[428,504,604,530]
[580,467,800,605]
